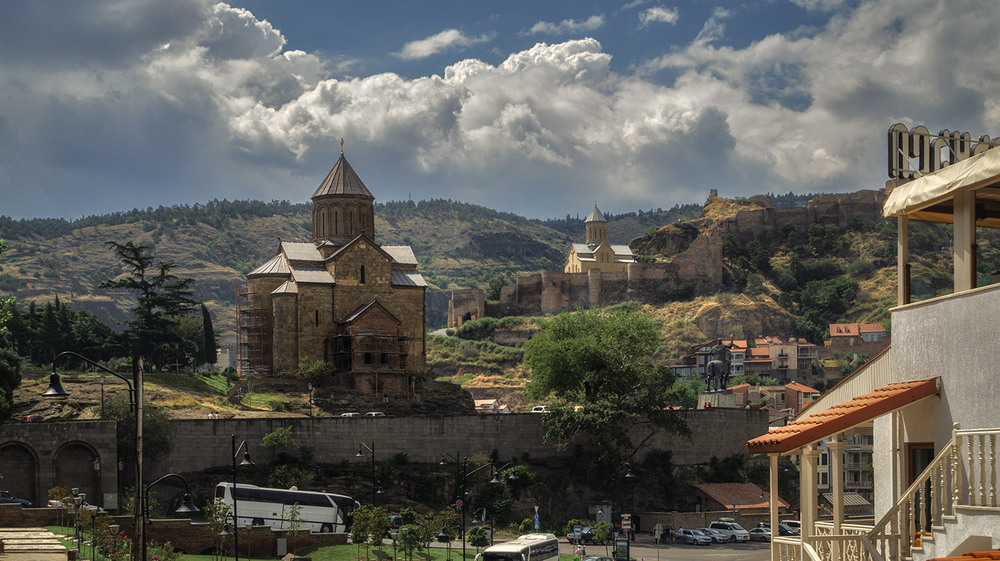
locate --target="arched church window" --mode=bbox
[315,309,319,327]
[348,211,354,235]
[360,265,366,284]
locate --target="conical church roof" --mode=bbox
[312,153,374,200]
[585,205,606,223]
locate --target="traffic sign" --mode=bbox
[456,499,463,508]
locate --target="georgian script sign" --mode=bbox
[888,123,1000,180]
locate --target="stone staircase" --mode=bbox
[0,528,69,560]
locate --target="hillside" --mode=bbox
[0,199,701,342]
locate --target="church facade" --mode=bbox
[241,149,426,394]
[564,205,635,273]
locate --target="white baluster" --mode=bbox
[990,433,997,507]
[968,434,975,505]
[980,433,987,506]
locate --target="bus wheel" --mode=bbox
[253,518,264,526]
[321,524,333,533]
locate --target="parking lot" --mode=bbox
[560,536,772,561]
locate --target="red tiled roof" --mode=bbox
[785,382,819,393]
[749,347,770,357]
[859,323,884,333]
[830,323,860,337]
[695,482,789,509]
[746,377,940,454]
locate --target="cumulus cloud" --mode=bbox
[3,0,1000,221]
[639,6,680,28]
[524,15,605,36]
[790,0,845,11]
[394,29,493,61]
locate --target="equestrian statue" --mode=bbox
[705,339,733,391]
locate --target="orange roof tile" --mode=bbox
[746,377,940,454]
[859,323,885,333]
[785,382,819,393]
[695,482,789,509]
[830,323,860,337]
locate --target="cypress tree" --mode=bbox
[201,303,217,365]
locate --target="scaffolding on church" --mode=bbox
[235,280,272,377]
[329,326,414,395]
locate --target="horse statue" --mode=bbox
[705,339,733,391]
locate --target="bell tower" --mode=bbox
[312,139,375,246]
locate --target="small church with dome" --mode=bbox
[564,205,636,274]
[239,143,426,394]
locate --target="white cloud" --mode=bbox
[394,29,493,61]
[639,7,680,28]
[4,0,1000,221]
[525,15,605,36]
[789,0,845,11]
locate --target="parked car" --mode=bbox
[364,411,386,417]
[777,522,800,536]
[24,415,44,422]
[782,520,801,533]
[698,528,726,543]
[530,405,548,413]
[0,491,32,507]
[567,527,606,545]
[675,528,712,546]
[582,557,612,561]
[339,412,361,417]
[708,519,750,542]
[748,527,771,542]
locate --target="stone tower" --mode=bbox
[311,143,376,246]
[585,205,607,245]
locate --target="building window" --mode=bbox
[364,352,373,365]
[820,472,828,485]
[315,310,319,327]
[360,265,366,284]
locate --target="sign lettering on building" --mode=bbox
[887,123,1000,180]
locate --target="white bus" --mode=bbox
[476,534,560,561]
[215,482,357,533]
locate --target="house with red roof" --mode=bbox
[694,482,789,515]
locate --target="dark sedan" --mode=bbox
[0,491,32,507]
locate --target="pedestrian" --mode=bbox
[666,526,673,544]
[580,544,586,557]
[575,544,582,560]
[653,522,662,545]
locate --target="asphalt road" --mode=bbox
[559,536,772,561]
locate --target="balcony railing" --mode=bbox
[781,425,1000,561]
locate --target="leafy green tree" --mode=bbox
[104,396,173,474]
[260,425,298,464]
[468,525,489,552]
[204,497,232,561]
[593,521,613,554]
[730,373,779,387]
[287,502,304,554]
[201,303,217,365]
[524,309,688,460]
[485,274,509,301]
[99,241,196,370]
[0,239,20,423]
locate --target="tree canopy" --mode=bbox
[0,239,21,422]
[100,241,197,369]
[524,308,688,460]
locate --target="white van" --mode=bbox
[708,519,750,542]
[530,406,548,413]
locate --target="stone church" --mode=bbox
[240,147,426,394]
[564,205,635,273]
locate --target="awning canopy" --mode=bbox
[883,146,1000,227]
[746,377,940,455]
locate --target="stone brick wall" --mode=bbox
[0,421,117,509]
[144,409,766,476]
[448,289,484,328]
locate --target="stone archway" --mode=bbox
[0,442,38,505]
[53,442,100,506]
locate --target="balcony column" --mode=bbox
[898,215,909,304]
[953,190,976,292]
[801,445,819,541]
[769,453,779,561]
[828,435,848,561]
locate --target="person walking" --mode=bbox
[653,523,662,545]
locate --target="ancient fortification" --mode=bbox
[449,189,886,325]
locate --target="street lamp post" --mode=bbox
[356,441,380,504]
[232,434,256,561]
[441,454,519,559]
[44,350,142,557]
[143,473,200,561]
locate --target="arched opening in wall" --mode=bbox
[54,442,100,508]
[333,210,339,235]
[0,443,38,505]
[348,211,354,235]
[315,309,320,327]
[319,207,326,237]
[360,265,366,285]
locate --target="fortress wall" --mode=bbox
[448,289,484,328]
[141,408,767,476]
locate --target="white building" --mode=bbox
[747,131,1000,560]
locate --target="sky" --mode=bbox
[1,0,999,221]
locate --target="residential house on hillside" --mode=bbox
[746,133,1000,561]
[473,398,511,414]
[694,482,789,516]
